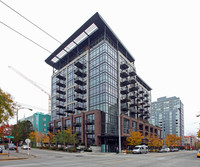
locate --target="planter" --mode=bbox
[90,146,101,152]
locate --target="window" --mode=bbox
[123,118,129,134]
[43,123,46,127]
[43,117,46,121]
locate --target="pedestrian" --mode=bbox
[116,147,119,154]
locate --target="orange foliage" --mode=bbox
[165,134,181,147]
[126,131,144,146]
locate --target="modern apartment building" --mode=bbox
[20,112,51,133]
[151,96,184,144]
[45,12,161,152]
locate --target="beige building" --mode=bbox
[184,136,197,150]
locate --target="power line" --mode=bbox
[0,20,52,53]
[0,0,62,44]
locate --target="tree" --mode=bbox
[165,134,182,148]
[147,135,163,150]
[47,131,55,146]
[0,88,16,124]
[197,130,200,139]
[11,120,33,143]
[0,124,13,142]
[126,131,144,148]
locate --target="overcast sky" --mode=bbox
[0,0,200,136]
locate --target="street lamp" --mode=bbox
[16,106,32,153]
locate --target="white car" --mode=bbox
[21,145,31,150]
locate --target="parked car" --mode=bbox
[0,147,3,153]
[164,148,170,152]
[8,143,16,150]
[132,145,148,154]
[158,148,166,153]
[21,145,31,150]
[170,148,179,152]
[197,149,200,158]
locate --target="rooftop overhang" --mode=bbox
[45,12,135,70]
[136,75,152,91]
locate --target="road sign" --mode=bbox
[4,136,14,138]
[25,138,31,143]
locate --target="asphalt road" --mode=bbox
[0,149,199,167]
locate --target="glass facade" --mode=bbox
[89,41,118,135]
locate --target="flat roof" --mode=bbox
[45,12,135,70]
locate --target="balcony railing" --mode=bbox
[120,79,129,87]
[74,69,86,78]
[56,74,66,81]
[120,63,129,70]
[74,60,86,69]
[56,80,66,88]
[120,70,129,78]
[120,87,129,94]
[56,111,65,116]
[56,88,66,95]
[74,94,86,103]
[75,86,86,94]
[121,96,130,103]
[74,77,86,86]
[75,103,86,110]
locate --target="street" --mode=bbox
[0,149,199,167]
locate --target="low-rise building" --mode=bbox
[20,112,51,133]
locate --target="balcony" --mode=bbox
[74,60,86,69]
[144,104,150,108]
[56,111,65,116]
[144,98,149,103]
[121,104,128,111]
[75,103,86,110]
[120,63,129,70]
[75,77,86,86]
[129,86,139,92]
[56,74,66,81]
[129,77,136,84]
[129,93,137,99]
[65,108,74,114]
[139,108,144,112]
[129,103,137,107]
[138,95,144,100]
[120,79,129,87]
[120,87,129,94]
[144,93,149,97]
[75,86,86,94]
[74,94,86,103]
[56,96,65,102]
[129,108,137,114]
[139,89,144,94]
[56,88,66,95]
[56,103,65,109]
[56,80,66,88]
[120,70,129,78]
[121,96,130,103]
[129,70,136,76]
[74,69,86,78]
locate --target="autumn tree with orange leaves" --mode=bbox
[0,88,16,124]
[126,131,144,147]
[147,135,163,150]
[197,130,200,139]
[165,134,181,148]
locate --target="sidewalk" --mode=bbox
[0,150,35,161]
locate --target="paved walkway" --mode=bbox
[0,149,35,161]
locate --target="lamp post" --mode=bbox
[16,106,32,153]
